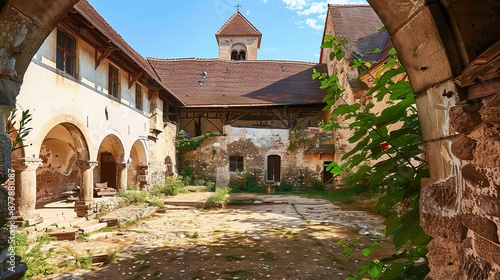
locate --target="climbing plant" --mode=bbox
[313,35,431,279]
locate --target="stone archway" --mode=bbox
[127,140,148,187]
[97,134,125,190]
[36,123,89,204]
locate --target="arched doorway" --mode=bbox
[36,123,89,204]
[97,134,124,190]
[267,155,281,183]
[127,140,147,187]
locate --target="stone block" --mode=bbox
[420,177,458,211]
[451,136,476,160]
[462,214,499,244]
[477,195,500,217]
[47,228,78,241]
[426,237,464,280]
[421,212,465,242]
[389,5,455,94]
[464,253,491,280]
[449,104,483,135]
[462,164,490,188]
[474,234,500,269]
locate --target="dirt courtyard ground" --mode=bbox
[47,194,393,280]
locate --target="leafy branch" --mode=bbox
[314,36,431,279]
[6,107,32,152]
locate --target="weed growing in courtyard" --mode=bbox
[204,188,230,209]
[13,233,56,279]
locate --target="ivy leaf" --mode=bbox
[343,246,354,259]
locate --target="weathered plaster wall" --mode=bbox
[180,125,331,189]
[148,121,178,187]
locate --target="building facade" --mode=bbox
[10,1,182,218]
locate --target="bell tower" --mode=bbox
[215,10,262,61]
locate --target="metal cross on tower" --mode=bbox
[235,4,242,12]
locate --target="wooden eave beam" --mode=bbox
[148,86,162,100]
[95,47,118,69]
[128,72,143,89]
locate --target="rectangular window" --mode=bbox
[229,156,244,172]
[135,84,143,110]
[56,29,76,76]
[108,64,119,98]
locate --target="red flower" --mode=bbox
[380,143,390,150]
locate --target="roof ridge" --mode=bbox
[215,11,261,35]
[328,4,371,7]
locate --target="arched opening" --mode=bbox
[267,155,281,182]
[97,134,124,190]
[127,140,148,187]
[36,123,89,204]
[231,43,247,60]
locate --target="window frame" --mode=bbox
[108,63,120,99]
[135,83,143,111]
[229,156,244,172]
[56,28,76,77]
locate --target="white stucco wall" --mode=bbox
[17,29,151,162]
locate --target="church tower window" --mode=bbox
[231,44,247,60]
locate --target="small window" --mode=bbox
[231,50,246,61]
[56,29,76,76]
[135,84,143,110]
[229,156,244,172]
[108,64,120,98]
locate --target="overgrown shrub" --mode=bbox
[151,176,186,196]
[204,188,230,209]
[311,179,325,190]
[275,182,294,192]
[118,189,148,204]
[14,234,56,279]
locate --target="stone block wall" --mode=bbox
[419,88,500,279]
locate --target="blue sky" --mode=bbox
[87,0,367,63]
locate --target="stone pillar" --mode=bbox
[12,158,42,218]
[117,162,127,191]
[75,161,97,218]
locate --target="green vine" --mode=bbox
[175,131,220,153]
[314,35,431,279]
[288,124,316,152]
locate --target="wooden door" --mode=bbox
[267,155,281,182]
[100,152,116,188]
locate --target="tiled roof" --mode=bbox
[148,58,327,107]
[216,12,262,47]
[73,1,182,104]
[326,4,390,62]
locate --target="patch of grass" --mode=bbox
[14,234,57,279]
[76,256,93,269]
[100,227,113,232]
[151,176,187,196]
[204,188,230,209]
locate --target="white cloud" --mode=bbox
[282,0,308,10]
[263,0,268,3]
[282,0,367,29]
[298,2,327,16]
[246,9,251,15]
[305,18,323,29]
